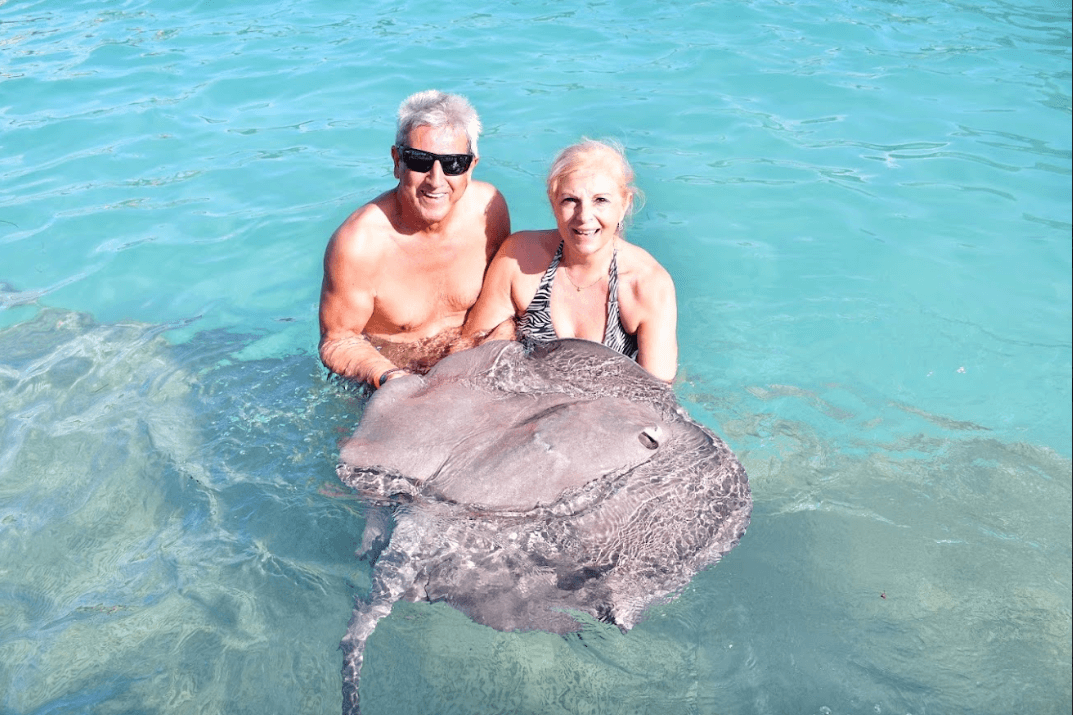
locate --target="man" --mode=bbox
[319,90,511,388]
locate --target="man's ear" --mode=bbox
[469,154,480,173]
[391,145,402,180]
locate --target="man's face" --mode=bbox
[392,124,477,228]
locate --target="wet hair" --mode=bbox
[546,139,643,216]
[396,90,482,157]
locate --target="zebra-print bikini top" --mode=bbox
[517,240,639,359]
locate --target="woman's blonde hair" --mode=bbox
[546,139,643,217]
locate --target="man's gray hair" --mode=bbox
[396,90,482,157]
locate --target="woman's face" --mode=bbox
[551,160,630,256]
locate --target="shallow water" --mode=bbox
[1,0,1070,713]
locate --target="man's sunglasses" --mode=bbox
[396,145,475,176]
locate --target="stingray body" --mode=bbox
[337,339,751,713]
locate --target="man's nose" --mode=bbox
[427,159,446,181]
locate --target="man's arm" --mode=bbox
[318,225,403,387]
[485,187,512,259]
[442,185,514,354]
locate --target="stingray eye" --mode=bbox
[638,425,662,450]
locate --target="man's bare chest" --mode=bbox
[371,244,488,333]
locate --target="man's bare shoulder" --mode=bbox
[463,179,503,207]
[458,179,511,256]
[328,191,399,262]
[463,180,510,225]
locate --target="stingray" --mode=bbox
[336,339,751,713]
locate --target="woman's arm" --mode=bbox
[462,237,523,339]
[632,265,679,383]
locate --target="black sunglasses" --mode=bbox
[396,145,475,176]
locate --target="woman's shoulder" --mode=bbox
[499,229,562,270]
[613,240,677,338]
[616,240,674,288]
[504,228,560,248]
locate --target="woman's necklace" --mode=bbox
[561,241,615,292]
[562,268,605,292]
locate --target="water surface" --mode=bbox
[1,0,1070,713]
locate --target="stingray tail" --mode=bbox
[341,601,388,715]
[340,516,423,715]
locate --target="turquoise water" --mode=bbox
[1,0,1070,713]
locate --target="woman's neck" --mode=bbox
[558,236,616,291]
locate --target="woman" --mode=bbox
[463,140,678,382]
